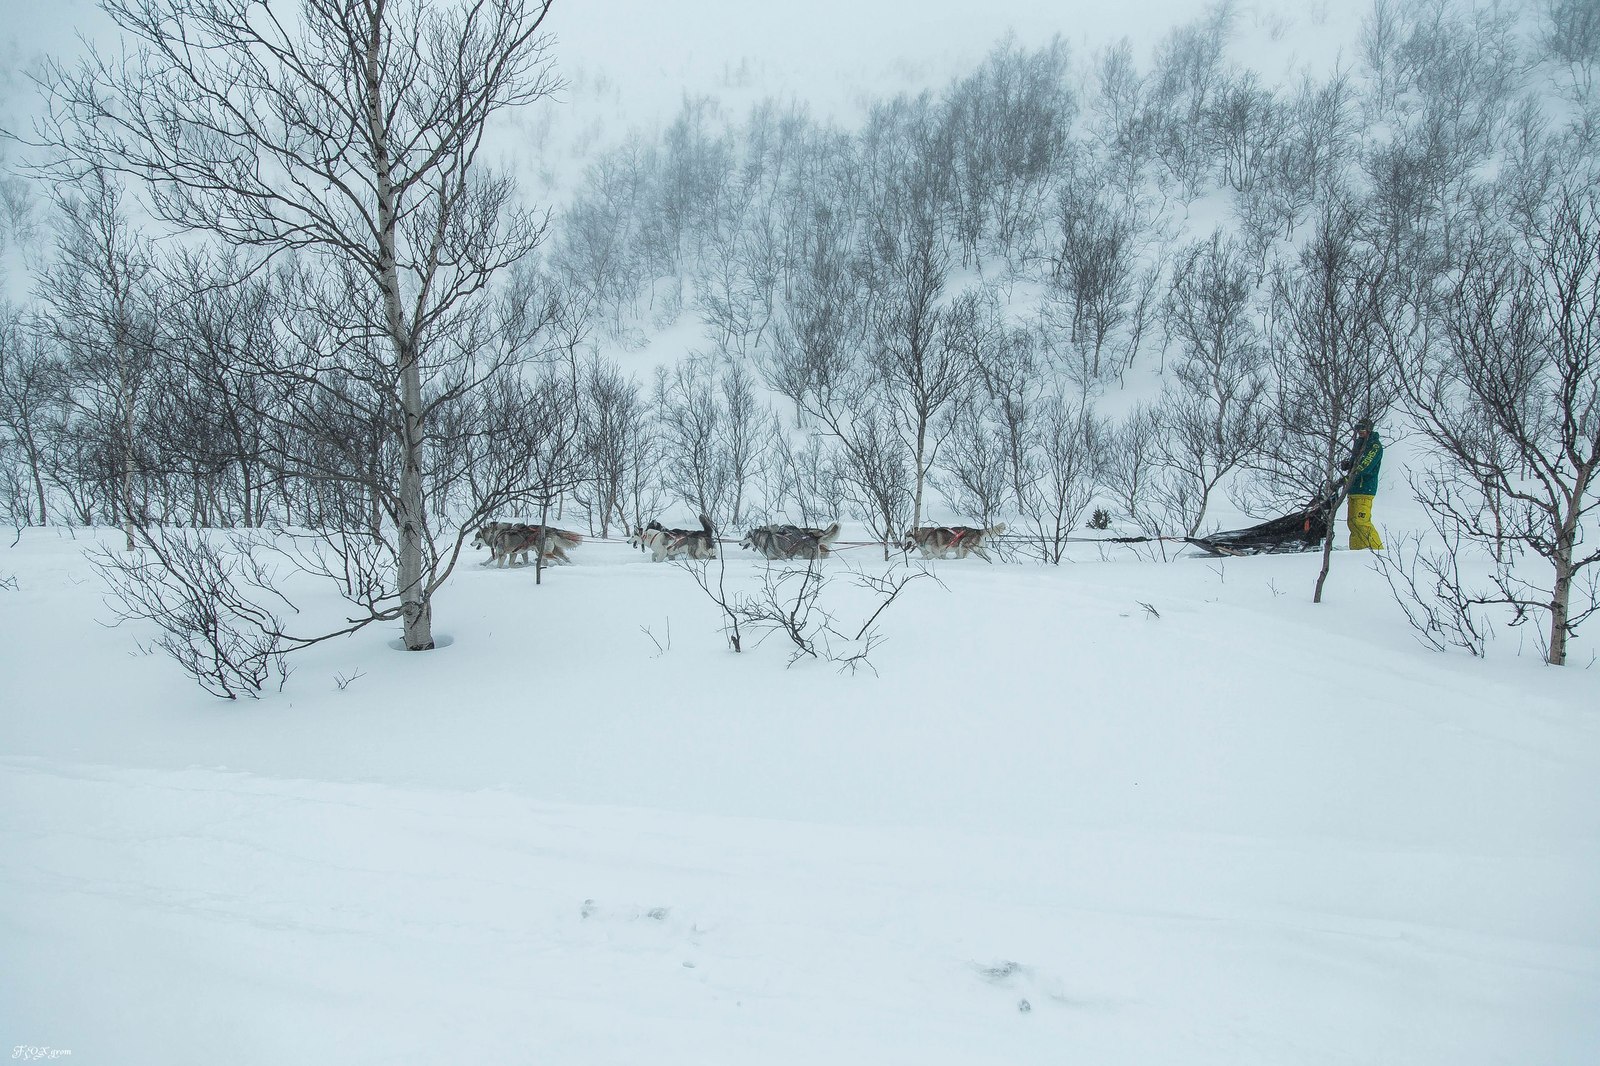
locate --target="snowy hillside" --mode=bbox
[2,529,1598,1064]
[3,0,1600,1062]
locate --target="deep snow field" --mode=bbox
[2,524,1597,1065]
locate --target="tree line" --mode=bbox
[0,0,1595,684]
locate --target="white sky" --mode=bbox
[1,0,1340,128]
[547,0,1319,123]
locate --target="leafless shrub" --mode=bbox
[653,354,734,524]
[0,306,67,529]
[640,619,672,658]
[90,530,299,699]
[333,669,366,692]
[936,321,1044,537]
[1020,392,1106,564]
[1158,230,1270,535]
[681,550,744,653]
[939,38,1076,267]
[1203,69,1283,194]
[656,355,768,524]
[678,554,935,672]
[1372,528,1490,657]
[1397,183,1600,664]
[735,557,834,664]
[1145,1,1236,194]
[831,404,915,561]
[1043,171,1139,390]
[35,175,161,553]
[764,424,847,529]
[933,400,1012,533]
[551,143,653,346]
[1103,405,1185,559]
[575,354,649,538]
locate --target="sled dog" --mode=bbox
[902,523,1008,561]
[522,524,582,565]
[740,521,841,561]
[630,514,718,562]
[473,522,583,567]
[472,522,525,567]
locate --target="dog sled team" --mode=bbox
[473,513,1011,567]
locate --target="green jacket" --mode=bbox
[1346,432,1382,496]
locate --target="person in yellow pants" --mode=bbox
[1341,419,1384,550]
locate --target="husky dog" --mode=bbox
[472,522,524,567]
[902,523,1008,561]
[740,521,841,561]
[473,522,583,567]
[522,524,582,565]
[630,514,718,562]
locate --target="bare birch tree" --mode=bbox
[1399,183,1600,665]
[34,175,161,551]
[1261,201,1398,602]
[1158,230,1270,535]
[31,0,560,650]
[575,354,648,538]
[0,305,64,527]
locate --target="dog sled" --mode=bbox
[1181,489,1338,557]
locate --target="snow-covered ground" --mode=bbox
[3,1,1597,1062]
[2,528,1596,1065]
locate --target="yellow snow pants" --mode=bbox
[1346,494,1383,550]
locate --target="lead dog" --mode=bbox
[473,522,583,567]
[740,521,841,561]
[630,514,717,562]
[473,522,527,567]
[902,522,1007,561]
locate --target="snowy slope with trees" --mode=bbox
[1,0,1598,1061]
